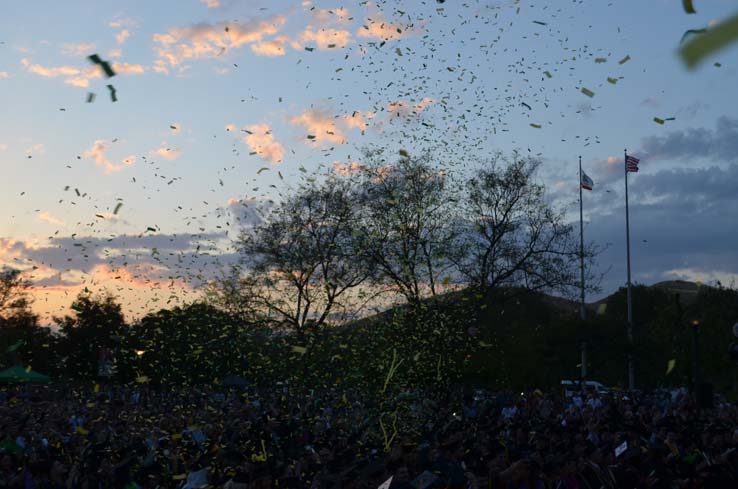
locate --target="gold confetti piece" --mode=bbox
[619,54,631,64]
[683,0,696,14]
[543,71,552,78]
[681,12,738,69]
[529,123,542,129]
[597,303,607,315]
[607,77,618,84]
[113,202,123,214]
[580,87,595,97]
[653,117,665,124]
[666,359,677,375]
[382,348,404,393]
[594,57,607,63]
[291,345,307,354]
[172,474,186,481]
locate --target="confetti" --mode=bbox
[681,13,738,68]
[87,54,116,78]
[580,87,595,98]
[666,359,676,375]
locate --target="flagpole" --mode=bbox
[579,156,586,321]
[625,149,635,390]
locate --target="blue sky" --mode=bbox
[1,0,737,320]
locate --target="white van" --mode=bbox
[561,380,610,397]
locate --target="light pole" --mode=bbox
[691,320,701,407]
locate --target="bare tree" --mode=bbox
[203,265,263,325]
[451,152,598,298]
[353,148,456,306]
[238,176,368,335]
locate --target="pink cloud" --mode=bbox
[332,161,365,176]
[151,146,182,160]
[21,58,144,87]
[357,15,414,41]
[37,212,65,226]
[60,42,96,57]
[387,98,435,118]
[84,140,135,173]
[116,29,131,45]
[309,7,352,27]
[243,123,284,163]
[343,110,376,131]
[298,27,352,49]
[152,16,287,69]
[250,36,290,57]
[290,108,346,145]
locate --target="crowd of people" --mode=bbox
[1,381,738,488]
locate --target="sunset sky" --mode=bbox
[1,0,737,322]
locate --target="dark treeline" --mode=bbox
[1,150,737,396]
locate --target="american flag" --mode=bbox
[626,155,640,173]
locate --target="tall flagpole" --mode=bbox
[579,156,586,321]
[625,149,635,390]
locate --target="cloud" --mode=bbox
[290,107,346,144]
[332,161,365,176]
[0,72,8,78]
[113,62,145,74]
[1,232,231,281]
[641,116,738,163]
[243,123,284,163]
[343,110,376,131]
[587,163,738,297]
[226,197,273,226]
[116,29,131,45]
[37,212,65,226]
[60,42,96,57]
[1,232,237,321]
[21,58,80,77]
[109,17,137,28]
[357,14,413,41]
[201,0,220,8]
[152,16,287,70]
[21,58,144,88]
[307,7,352,28]
[298,27,352,49]
[250,36,290,57]
[25,143,44,156]
[83,140,136,173]
[387,98,435,118]
[0,143,7,151]
[107,49,123,58]
[151,146,182,160]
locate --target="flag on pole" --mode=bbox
[580,171,594,191]
[626,155,640,172]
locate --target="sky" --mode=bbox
[1,0,737,322]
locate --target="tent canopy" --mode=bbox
[0,365,51,384]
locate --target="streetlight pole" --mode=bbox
[691,320,701,409]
